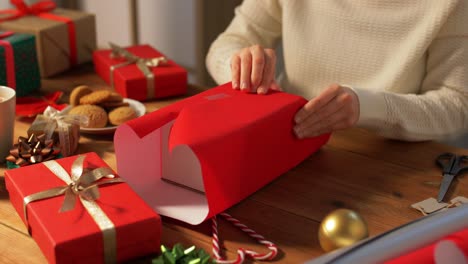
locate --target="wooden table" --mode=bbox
[1,66,467,263]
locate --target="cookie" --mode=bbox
[69,105,108,128]
[69,85,92,106]
[105,92,124,103]
[79,90,111,105]
[100,101,130,111]
[108,106,137,126]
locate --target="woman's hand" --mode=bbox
[294,84,360,138]
[230,45,281,94]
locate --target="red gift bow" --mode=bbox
[0,0,56,20]
[0,30,16,88]
[0,0,77,66]
[16,91,68,117]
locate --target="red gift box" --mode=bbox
[5,152,161,264]
[93,44,187,101]
[115,83,330,225]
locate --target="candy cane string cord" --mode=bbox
[212,212,279,264]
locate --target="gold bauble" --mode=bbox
[318,209,369,252]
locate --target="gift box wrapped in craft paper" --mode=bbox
[27,106,87,157]
[114,83,330,225]
[0,0,96,77]
[0,31,40,96]
[93,43,187,101]
[5,152,161,264]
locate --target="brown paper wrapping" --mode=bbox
[0,8,96,77]
[27,115,80,156]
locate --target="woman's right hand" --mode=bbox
[230,45,281,94]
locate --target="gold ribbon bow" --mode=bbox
[109,42,168,99]
[23,155,124,264]
[41,106,88,156]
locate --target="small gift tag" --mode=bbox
[412,196,468,216]
[411,198,449,215]
[449,196,468,207]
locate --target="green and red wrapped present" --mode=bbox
[5,152,161,264]
[0,30,40,96]
[93,43,187,101]
[0,0,96,77]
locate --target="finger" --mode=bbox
[257,48,276,94]
[270,81,282,91]
[294,84,341,123]
[302,116,351,138]
[239,48,252,92]
[230,54,241,89]
[295,110,349,139]
[294,107,345,138]
[250,45,265,92]
[296,91,350,129]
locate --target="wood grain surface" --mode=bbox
[0,65,466,263]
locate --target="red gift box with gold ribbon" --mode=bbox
[0,0,96,77]
[5,152,161,264]
[93,43,188,101]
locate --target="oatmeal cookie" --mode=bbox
[108,106,137,126]
[79,90,111,105]
[69,85,92,106]
[69,105,108,128]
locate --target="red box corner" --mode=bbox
[5,152,161,264]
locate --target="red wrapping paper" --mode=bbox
[93,44,187,101]
[386,229,468,264]
[5,152,161,264]
[115,83,330,225]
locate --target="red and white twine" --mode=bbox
[212,212,279,264]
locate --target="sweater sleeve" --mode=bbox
[205,0,282,85]
[354,3,468,142]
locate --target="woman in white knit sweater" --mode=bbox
[206,0,468,145]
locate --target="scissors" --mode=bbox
[435,152,468,202]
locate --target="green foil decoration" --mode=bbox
[152,244,214,264]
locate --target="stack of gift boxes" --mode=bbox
[1,0,188,263]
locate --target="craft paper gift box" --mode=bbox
[0,31,40,96]
[0,2,96,77]
[93,44,187,101]
[5,152,161,264]
[114,83,330,225]
[27,106,84,157]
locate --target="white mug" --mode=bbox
[0,86,15,163]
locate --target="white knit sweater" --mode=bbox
[206,0,468,142]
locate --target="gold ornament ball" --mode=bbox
[318,209,369,252]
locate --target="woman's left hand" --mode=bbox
[294,84,360,138]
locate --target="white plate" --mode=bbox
[80,98,146,135]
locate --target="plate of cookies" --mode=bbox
[68,85,146,134]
